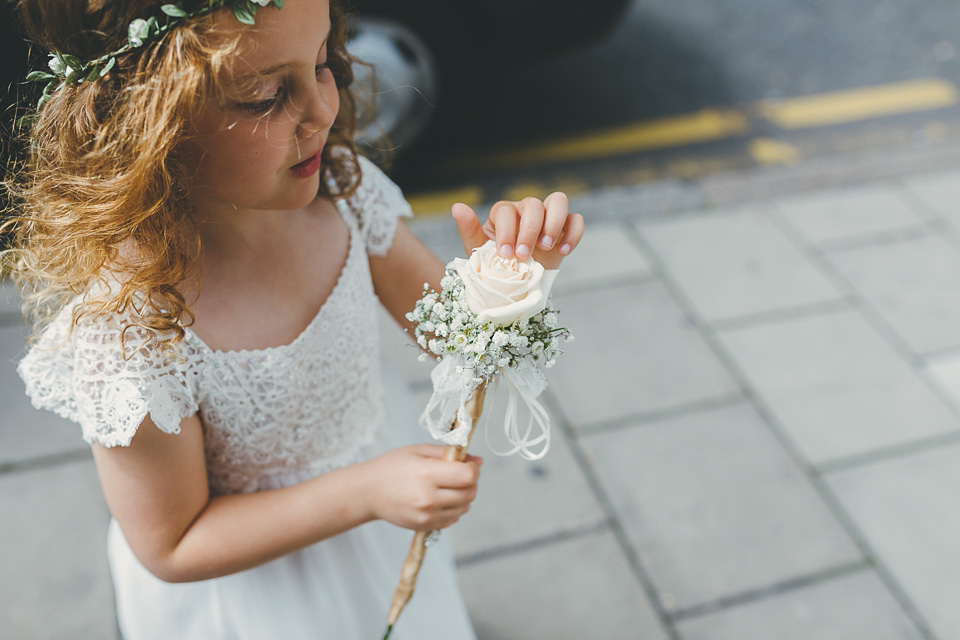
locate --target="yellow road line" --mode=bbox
[758,78,959,129]
[406,186,484,216]
[748,137,802,164]
[408,78,960,213]
[453,109,750,172]
[500,175,591,203]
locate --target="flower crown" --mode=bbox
[25,0,283,112]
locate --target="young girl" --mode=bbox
[5,0,584,638]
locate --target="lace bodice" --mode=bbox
[18,156,413,494]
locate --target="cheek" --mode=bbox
[194,126,281,176]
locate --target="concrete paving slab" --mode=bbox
[773,182,929,248]
[459,529,669,640]
[456,396,605,557]
[0,459,116,640]
[570,178,706,221]
[699,141,960,207]
[378,308,434,386]
[902,167,960,225]
[547,282,741,428]
[826,442,960,640]
[638,207,843,323]
[409,215,465,266]
[408,384,606,559]
[925,350,960,414]
[675,570,924,640]
[581,403,861,614]
[828,233,960,354]
[0,323,87,465]
[717,309,960,465]
[551,221,653,295]
[0,278,20,318]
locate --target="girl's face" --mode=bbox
[188,0,339,214]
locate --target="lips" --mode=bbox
[290,149,324,178]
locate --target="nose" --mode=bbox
[297,80,339,139]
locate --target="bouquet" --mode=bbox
[383,239,572,638]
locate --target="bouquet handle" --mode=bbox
[383,382,488,639]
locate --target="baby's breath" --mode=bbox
[406,267,572,382]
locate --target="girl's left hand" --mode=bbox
[451,192,585,269]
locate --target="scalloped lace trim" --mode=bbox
[19,157,411,494]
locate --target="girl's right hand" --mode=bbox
[362,445,483,531]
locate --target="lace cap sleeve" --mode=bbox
[17,303,199,447]
[343,155,413,256]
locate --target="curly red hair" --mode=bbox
[3,0,361,350]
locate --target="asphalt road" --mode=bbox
[392,0,960,198]
[5,1,960,202]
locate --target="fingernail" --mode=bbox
[499,243,514,258]
[560,243,571,255]
[540,235,554,249]
[516,243,531,258]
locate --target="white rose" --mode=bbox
[48,54,65,76]
[452,240,558,327]
[128,19,151,47]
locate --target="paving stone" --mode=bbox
[826,443,960,640]
[551,221,653,295]
[828,234,960,354]
[0,278,20,318]
[459,529,669,640]
[409,215,465,265]
[717,309,960,465]
[675,570,924,640]
[699,141,960,206]
[378,308,434,386]
[773,182,928,247]
[547,282,740,428]
[570,178,705,220]
[581,403,861,613]
[0,459,116,639]
[639,207,843,322]
[902,167,960,226]
[924,351,960,414]
[0,323,86,465]
[408,384,606,558]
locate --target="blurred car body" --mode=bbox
[0,0,631,160]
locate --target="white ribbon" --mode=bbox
[420,355,552,460]
[420,355,479,447]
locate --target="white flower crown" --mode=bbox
[24,0,282,114]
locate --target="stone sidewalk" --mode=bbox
[6,152,960,639]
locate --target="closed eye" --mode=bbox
[240,86,287,115]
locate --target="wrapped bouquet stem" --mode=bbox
[382,240,573,638]
[384,382,487,640]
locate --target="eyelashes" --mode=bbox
[238,63,332,116]
[240,86,287,115]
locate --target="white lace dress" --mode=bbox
[18,156,478,640]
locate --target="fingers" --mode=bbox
[405,445,482,489]
[472,192,584,266]
[451,202,490,255]
[488,201,519,258]
[539,192,569,252]
[559,212,585,256]
[515,198,545,259]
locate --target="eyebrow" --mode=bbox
[254,31,331,77]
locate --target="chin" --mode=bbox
[280,175,323,210]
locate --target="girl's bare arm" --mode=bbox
[369,220,445,334]
[92,412,480,583]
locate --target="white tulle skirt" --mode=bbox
[107,365,477,640]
